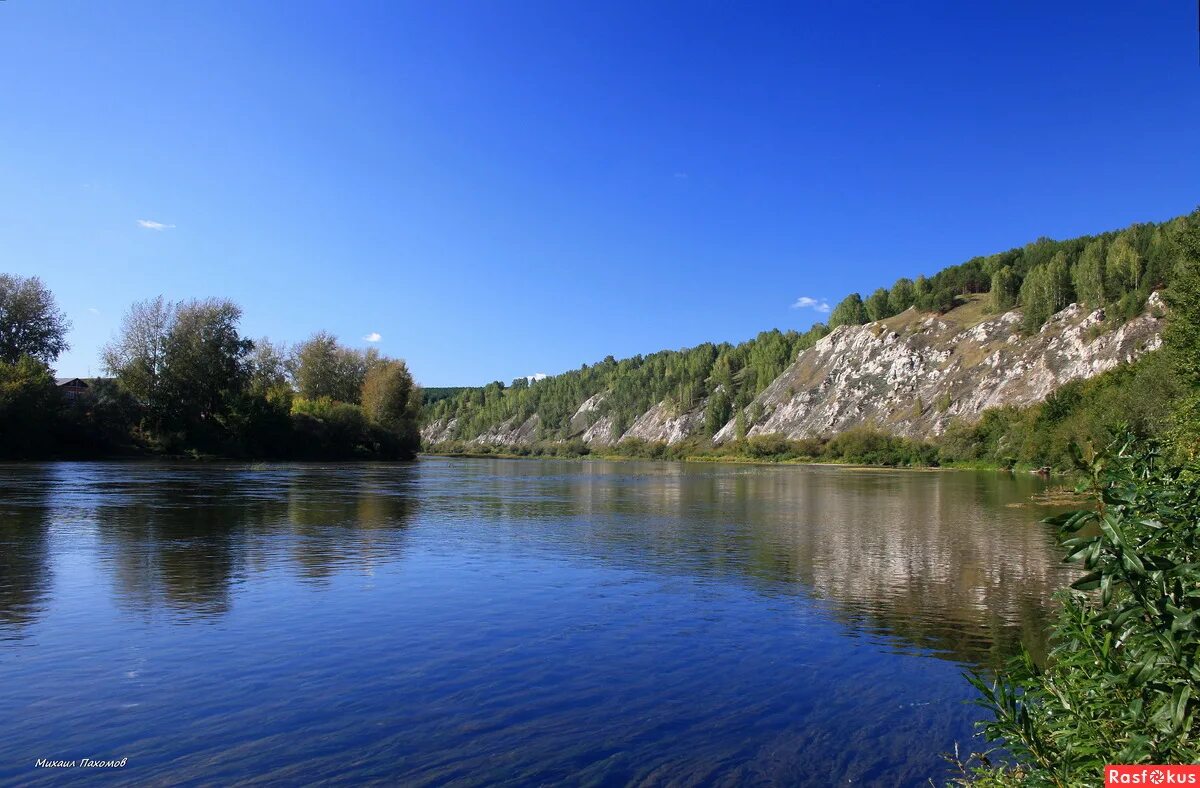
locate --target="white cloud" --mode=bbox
[363,332,382,343]
[137,219,175,230]
[525,372,548,382]
[791,296,831,313]
[87,307,100,315]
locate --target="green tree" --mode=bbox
[864,288,892,321]
[889,278,916,312]
[704,387,732,435]
[158,298,253,434]
[1107,235,1144,295]
[1072,238,1108,307]
[291,332,368,403]
[0,355,59,456]
[1046,250,1075,310]
[0,274,70,364]
[247,338,290,396]
[102,296,176,423]
[361,358,422,455]
[828,293,867,329]
[1165,225,1200,457]
[990,266,1019,311]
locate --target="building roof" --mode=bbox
[55,377,89,387]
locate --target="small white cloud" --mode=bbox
[87,307,100,315]
[137,219,175,230]
[525,372,548,382]
[791,296,831,313]
[673,172,688,179]
[363,332,382,343]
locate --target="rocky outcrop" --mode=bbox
[425,295,1165,449]
[421,417,459,445]
[621,400,708,444]
[715,294,1164,443]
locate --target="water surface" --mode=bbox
[0,459,1073,785]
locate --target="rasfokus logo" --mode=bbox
[1106,765,1200,785]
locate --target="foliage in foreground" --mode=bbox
[957,436,1200,786]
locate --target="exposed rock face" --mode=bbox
[421,417,458,445]
[424,295,1165,449]
[621,400,707,444]
[714,293,1164,443]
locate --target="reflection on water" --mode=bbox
[0,459,1073,785]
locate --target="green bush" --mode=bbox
[960,435,1200,785]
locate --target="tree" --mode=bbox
[828,293,867,329]
[704,387,732,435]
[1018,266,1053,331]
[158,298,253,432]
[1046,251,1075,311]
[1165,225,1200,457]
[102,296,175,421]
[990,266,1020,311]
[1073,239,1108,307]
[889,278,916,312]
[864,288,892,322]
[0,274,70,365]
[291,332,368,403]
[247,338,290,397]
[361,358,421,455]
[0,355,59,456]
[923,287,957,314]
[1107,235,1144,295]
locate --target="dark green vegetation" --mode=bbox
[422,386,472,407]
[0,283,420,459]
[426,209,1200,450]
[955,436,1200,786]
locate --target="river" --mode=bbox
[0,459,1074,785]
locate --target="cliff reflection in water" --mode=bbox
[0,459,1069,667]
[413,458,1073,667]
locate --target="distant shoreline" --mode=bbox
[419,449,1059,476]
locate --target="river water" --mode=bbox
[0,459,1073,785]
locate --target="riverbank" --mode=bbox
[421,444,1064,477]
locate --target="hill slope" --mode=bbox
[422,295,1164,449]
[423,209,1197,452]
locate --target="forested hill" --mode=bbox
[423,208,1198,451]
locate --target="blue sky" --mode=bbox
[3,1,1197,386]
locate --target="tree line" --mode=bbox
[0,284,421,459]
[424,324,832,444]
[828,210,1196,332]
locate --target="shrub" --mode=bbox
[961,435,1200,784]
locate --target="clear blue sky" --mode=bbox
[3,1,1197,386]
